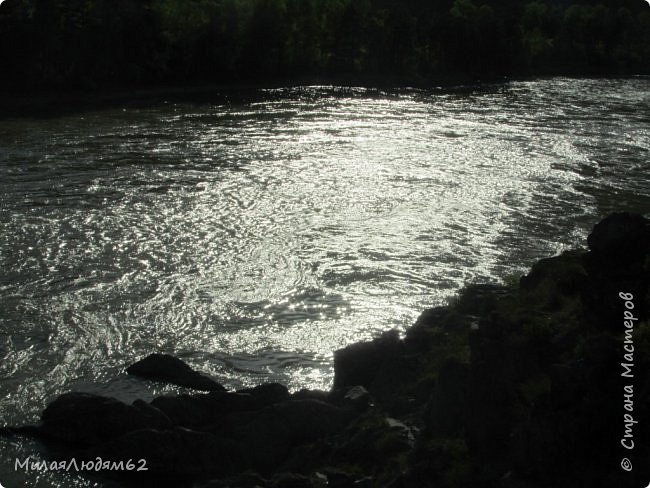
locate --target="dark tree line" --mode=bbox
[1,0,649,91]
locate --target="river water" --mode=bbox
[1,78,649,486]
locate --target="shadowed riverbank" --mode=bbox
[1,0,649,98]
[3,212,649,488]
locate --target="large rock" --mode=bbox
[582,213,649,332]
[40,392,171,446]
[127,353,225,391]
[587,212,649,258]
[333,330,403,389]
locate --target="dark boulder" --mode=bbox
[587,212,649,258]
[40,392,171,446]
[126,353,225,391]
[582,213,649,332]
[333,330,403,389]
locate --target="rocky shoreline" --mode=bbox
[2,213,649,488]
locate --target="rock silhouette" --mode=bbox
[126,353,226,391]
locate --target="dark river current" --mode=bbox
[1,78,649,486]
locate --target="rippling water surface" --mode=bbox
[1,78,649,486]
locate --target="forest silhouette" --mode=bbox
[1,0,649,91]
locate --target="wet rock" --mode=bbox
[127,353,225,391]
[40,392,171,446]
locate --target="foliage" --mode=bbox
[0,0,648,90]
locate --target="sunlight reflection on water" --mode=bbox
[0,77,649,486]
